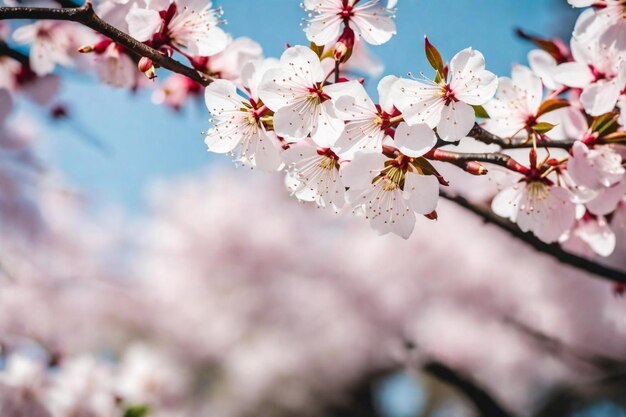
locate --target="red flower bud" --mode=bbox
[334,26,355,62]
[138,57,157,80]
[463,161,488,175]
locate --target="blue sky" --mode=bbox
[39,0,578,213]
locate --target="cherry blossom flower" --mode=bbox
[126,0,229,57]
[0,57,60,106]
[581,178,626,216]
[0,354,47,395]
[94,42,137,88]
[393,48,498,141]
[205,59,283,170]
[569,1,626,40]
[117,344,189,407]
[492,180,576,243]
[47,356,118,417]
[528,49,562,91]
[303,0,397,46]
[258,46,354,147]
[483,65,544,138]
[340,129,439,238]
[98,0,143,33]
[204,37,263,82]
[541,108,626,217]
[330,76,399,158]
[13,21,75,76]
[568,141,625,191]
[152,73,202,109]
[553,23,626,116]
[283,140,345,211]
[562,213,617,257]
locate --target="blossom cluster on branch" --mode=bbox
[1,0,625,265]
[201,0,626,260]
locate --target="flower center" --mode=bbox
[318,156,339,171]
[307,85,330,102]
[316,148,340,170]
[376,165,406,190]
[526,181,549,201]
[441,84,458,104]
[339,4,355,20]
[589,65,607,82]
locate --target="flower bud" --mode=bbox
[463,161,488,175]
[138,57,157,80]
[529,148,538,168]
[79,39,112,54]
[334,26,355,62]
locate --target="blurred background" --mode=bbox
[3,1,626,417]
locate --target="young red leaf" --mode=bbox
[424,36,444,74]
[535,99,569,118]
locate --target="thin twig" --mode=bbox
[441,191,626,284]
[0,3,213,86]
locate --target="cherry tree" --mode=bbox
[0,0,626,416]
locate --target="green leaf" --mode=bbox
[590,113,618,135]
[535,99,569,117]
[412,157,448,186]
[532,122,556,134]
[309,42,325,58]
[602,131,626,143]
[424,36,444,74]
[123,405,150,417]
[472,105,490,119]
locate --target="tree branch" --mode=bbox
[468,124,575,149]
[0,40,29,66]
[426,148,530,175]
[0,3,213,86]
[440,191,626,284]
[423,361,515,417]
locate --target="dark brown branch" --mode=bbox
[0,40,29,66]
[468,124,575,149]
[0,3,213,86]
[441,191,626,284]
[424,361,515,417]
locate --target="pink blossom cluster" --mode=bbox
[3,0,623,253]
[203,0,626,258]
[1,168,625,417]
